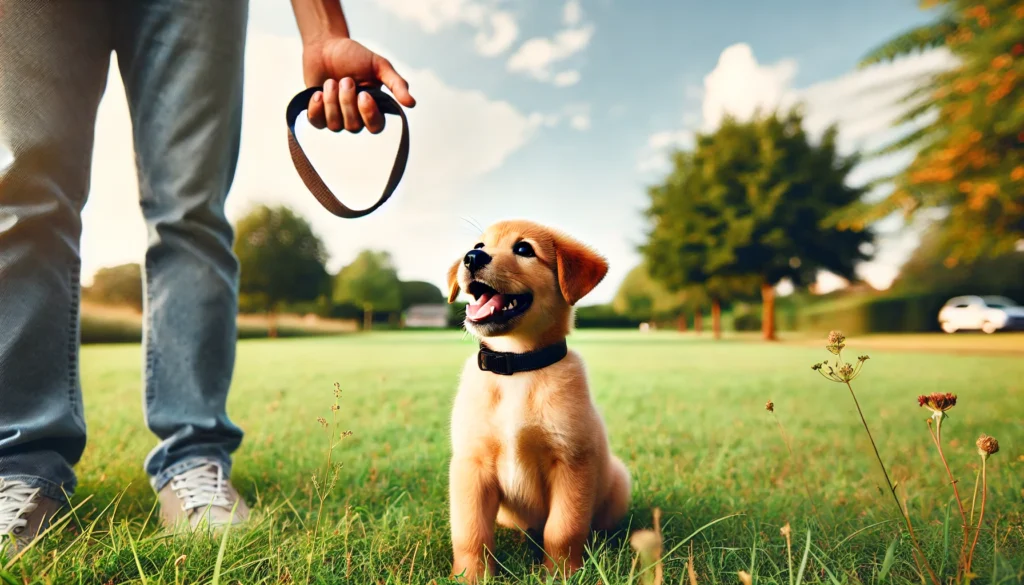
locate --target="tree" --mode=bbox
[642,109,872,340]
[613,264,680,321]
[233,205,330,336]
[613,263,708,333]
[847,0,1024,264]
[398,280,444,311]
[84,263,143,311]
[333,250,402,330]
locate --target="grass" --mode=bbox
[4,330,1023,584]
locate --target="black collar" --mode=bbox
[477,340,568,376]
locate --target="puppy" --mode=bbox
[445,220,631,582]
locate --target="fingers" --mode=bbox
[310,74,399,135]
[307,91,326,129]
[358,92,385,134]
[339,77,364,133]
[374,57,416,108]
[323,78,343,132]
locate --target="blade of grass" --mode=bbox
[794,529,811,585]
[126,523,149,585]
[808,549,842,585]
[831,519,898,551]
[211,501,238,585]
[939,498,952,578]
[878,534,898,582]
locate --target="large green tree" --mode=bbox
[846,0,1024,263]
[333,250,402,330]
[84,263,143,311]
[643,109,872,340]
[234,205,330,335]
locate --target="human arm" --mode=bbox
[290,0,416,134]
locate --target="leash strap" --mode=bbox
[478,340,569,376]
[285,86,410,219]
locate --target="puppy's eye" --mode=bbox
[473,243,485,250]
[513,241,535,257]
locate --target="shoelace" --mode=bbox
[170,465,234,513]
[0,479,39,537]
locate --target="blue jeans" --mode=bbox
[0,0,249,502]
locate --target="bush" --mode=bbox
[574,304,643,329]
[797,292,954,335]
[730,303,761,331]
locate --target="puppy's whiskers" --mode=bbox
[459,216,485,235]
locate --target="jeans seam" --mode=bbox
[67,258,82,425]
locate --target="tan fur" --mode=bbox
[446,220,631,582]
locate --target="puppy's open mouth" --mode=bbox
[466,281,533,325]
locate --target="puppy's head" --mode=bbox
[447,220,608,341]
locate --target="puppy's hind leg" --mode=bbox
[593,456,631,531]
[449,457,500,583]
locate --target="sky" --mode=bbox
[80,0,953,305]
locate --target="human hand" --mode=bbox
[302,37,416,134]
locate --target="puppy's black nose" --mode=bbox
[463,249,491,274]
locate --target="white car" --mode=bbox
[938,295,1024,334]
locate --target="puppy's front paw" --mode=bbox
[452,553,492,583]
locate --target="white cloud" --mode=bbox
[637,42,955,291]
[507,25,594,83]
[635,130,694,172]
[474,10,518,56]
[563,0,583,26]
[375,0,518,56]
[80,30,535,288]
[553,70,582,87]
[569,113,591,131]
[700,44,797,131]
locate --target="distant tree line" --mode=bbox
[84,204,445,335]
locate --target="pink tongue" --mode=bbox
[467,292,506,322]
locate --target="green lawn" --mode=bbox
[5,331,1023,584]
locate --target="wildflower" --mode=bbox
[780,523,791,538]
[334,382,342,398]
[331,404,340,412]
[857,355,870,362]
[316,416,328,428]
[976,434,999,458]
[838,363,855,381]
[765,400,774,413]
[826,330,846,354]
[918,393,957,415]
[811,363,822,371]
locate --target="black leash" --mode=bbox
[285,86,409,219]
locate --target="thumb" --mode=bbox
[375,57,416,108]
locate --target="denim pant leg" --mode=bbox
[112,0,249,491]
[0,2,113,503]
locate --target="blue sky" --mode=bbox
[82,0,950,304]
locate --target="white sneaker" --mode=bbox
[0,478,61,556]
[157,463,249,532]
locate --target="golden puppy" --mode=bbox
[445,220,631,582]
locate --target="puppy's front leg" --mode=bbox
[449,456,500,583]
[543,462,596,578]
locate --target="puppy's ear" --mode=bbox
[446,259,462,304]
[553,233,609,305]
